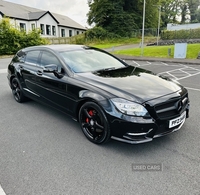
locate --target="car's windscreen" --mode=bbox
[60,49,126,73]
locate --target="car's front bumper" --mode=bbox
[107,104,189,144]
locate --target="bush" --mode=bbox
[85,27,121,41]
[0,18,49,55]
[69,34,86,45]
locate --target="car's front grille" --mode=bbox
[154,94,189,120]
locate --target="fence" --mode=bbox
[47,37,71,44]
[132,28,165,37]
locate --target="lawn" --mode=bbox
[113,44,200,59]
[88,37,157,49]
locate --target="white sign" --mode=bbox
[174,43,187,59]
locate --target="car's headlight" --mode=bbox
[111,98,149,117]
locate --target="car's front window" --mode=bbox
[60,49,126,73]
[25,50,40,65]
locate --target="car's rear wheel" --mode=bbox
[11,78,27,103]
[79,102,111,144]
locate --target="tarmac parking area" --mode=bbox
[126,60,200,91]
[0,58,200,195]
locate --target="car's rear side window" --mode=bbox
[25,51,40,65]
[12,50,26,63]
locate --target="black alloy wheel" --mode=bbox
[11,78,26,103]
[79,102,111,144]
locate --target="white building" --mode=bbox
[0,0,86,38]
[167,23,200,31]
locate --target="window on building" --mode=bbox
[77,31,79,35]
[61,29,65,37]
[52,26,56,36]
[46,25,51,35]
[20,23,26,31]
[31,24,35,30]
[69,30,72,37]
[40,24,45,34]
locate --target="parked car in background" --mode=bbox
[7,44,190,144]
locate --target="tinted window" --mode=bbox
[40,51,62,67]
[52,26,56,36]
[40,24,44,34]
[46,25,51,35]
[12,50,25,63]
[69,30,72,37]
[20,23,26,31]
[25,51,40,65]
[60,49,125,73]
[61,29,65,37]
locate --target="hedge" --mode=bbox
[0,18,49,55]
[161,28,200,40]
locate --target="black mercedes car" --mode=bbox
[7,44,190,144]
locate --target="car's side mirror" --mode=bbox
[43,64,58,73]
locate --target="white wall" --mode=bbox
[58,26,85,37]
[167,23,200,31]
[37,13,58,37]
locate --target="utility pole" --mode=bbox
[141,0,146,56]
[153,5,161,46]
[157,5,161,46]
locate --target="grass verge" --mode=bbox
[113,44,200,59]
[88,37,157,49]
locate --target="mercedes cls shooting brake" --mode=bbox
[7,44,190,144]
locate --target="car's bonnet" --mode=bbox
[75,66,183,103]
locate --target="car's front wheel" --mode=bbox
[11,77,27,103]
[79,102,111,144]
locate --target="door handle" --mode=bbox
[37,70,43,76]
[19,65,23,70]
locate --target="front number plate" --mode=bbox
[169,112,186,129]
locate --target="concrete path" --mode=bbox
[104,44,140,52]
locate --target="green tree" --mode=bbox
[196,8,200,22]
[160,0,180,27]
[187,0,200,22]
[177,0,200,24]
[87,0,158,37]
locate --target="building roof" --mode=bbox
[0,0,86,30]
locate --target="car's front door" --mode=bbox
[34,50,71,113]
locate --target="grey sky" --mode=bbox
[5,0,90,27]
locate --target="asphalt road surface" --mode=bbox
[0,58,200,195]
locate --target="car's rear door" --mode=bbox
[18,50,41,99]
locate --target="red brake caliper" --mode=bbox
[86,110,93,123]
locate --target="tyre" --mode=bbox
[79,102,111,144]
[11,77,27,103]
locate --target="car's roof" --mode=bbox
[24,44,90,52]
